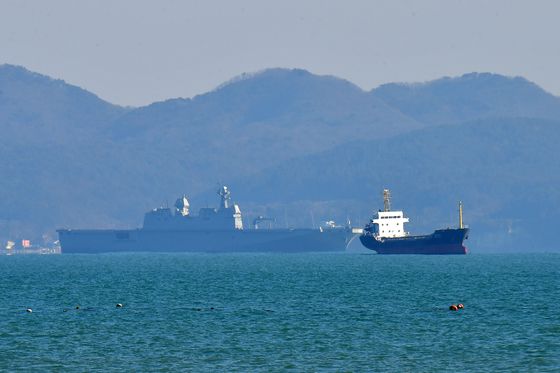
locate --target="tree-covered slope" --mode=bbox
[230,118,560,252]
[372,72,560,126]
[1,64,558,252]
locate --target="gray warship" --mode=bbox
[57,186,355,253]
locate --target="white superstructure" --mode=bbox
[370,189,409,238]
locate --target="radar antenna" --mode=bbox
[383,189,391,212]
[174,195,190,216]
[218,185,231,209]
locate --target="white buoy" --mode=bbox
[116,303,123,308]
[26,308,32,313]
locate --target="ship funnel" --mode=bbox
[383,189,391,212]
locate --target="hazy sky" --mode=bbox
[1,0,559,106]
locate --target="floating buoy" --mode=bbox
[26,308,33,313]
[457,303,464,309]
[116,303,123,308]
[449,304,458,311]
[75,305,80,310]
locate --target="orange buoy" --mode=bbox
[449,304,458,311]
[457,303,464,309]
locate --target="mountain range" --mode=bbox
[1,64,559,252]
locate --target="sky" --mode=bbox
[1,0,559,106]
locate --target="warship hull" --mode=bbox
[57,227,352,254]
[359,228,469,255]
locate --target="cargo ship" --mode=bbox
[359,189,468,254]
[57,186,355,253]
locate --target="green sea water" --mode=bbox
[0,253,558,372]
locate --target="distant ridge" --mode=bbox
[212,68,353,92]
[1,64,559,252]
[0,64,127,141]
[372,72,560,125]
[0,64,122,109]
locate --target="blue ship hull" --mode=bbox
[359,228,469,255]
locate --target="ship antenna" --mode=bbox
[459,201,464,229]
[383,189,391,212]
[218,185,231,209]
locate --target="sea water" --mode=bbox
[0,253,558,372]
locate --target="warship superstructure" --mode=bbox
[57,186,354,253]
[359,189,469,254]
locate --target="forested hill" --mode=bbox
[1,64,558,251]
[229,117,560,252]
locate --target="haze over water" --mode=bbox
[1,253,558,371]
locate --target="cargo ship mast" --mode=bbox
[383,189,391,211]
[459,201,464,229]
